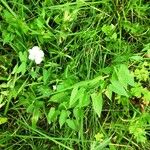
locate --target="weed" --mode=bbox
[0,0,150,149]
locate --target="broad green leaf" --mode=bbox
[47,107,57,124]
[78,88,90,107]
[49,92,68,103]
[73,108,83,120]
[116,64,134,88]
[0,117,8,125]
[69,86,78,107]
[58,102,68,110]
[79,93,90,108]
[111,70,118,81]
[19,51,27,62]
[109,80,128,97]
[59,110,69,128]
[91,92,103,117]
[32,108,40,128]
[105,87,112,100]
[66,119,77,130]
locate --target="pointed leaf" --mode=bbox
[66,119,77,130]
[59,110,69,128]
[79,93,90,108]
[32,108,40,128]
[49,92,68,103]
[69,86,78,107]
[109,80,128,97]
[73,108,83,120]
[91,92,103,117]
[19,51,27,62]
[47,107,56,124]
[116,64,134,87]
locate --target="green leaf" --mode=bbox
[19,51,27,62]
[31,108,40,128]
[109,80,128,97]
[73,108,83,120]
[49,92,68,103]
[116,64,134,88]
[69,86,78,107]
[111,32,117,40]
[66,119,77,130]
[130,55,143,61]
[129,124,146,143]
[142,88,150,101]
[131,83,143,98]
[38,85,52,97]
[43,69,50,85]
[59,110,69,128]
[78,88,90,108]
[91,92,103,117]
[59,102,71,111]
[79,93,90,108]
[69,87,90,108]
[17,62,26,74]
[102,24,115,35]
[35,100,44,108]
[2,30,15,44]
[0,117,8,125]
[36,17,44,29]
[105,87,112,100]
[47,107,56,124]
[27,103,34,113]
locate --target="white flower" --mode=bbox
[52,85,57,91]
[28,46,44,64]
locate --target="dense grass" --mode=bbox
[0,0,150,149]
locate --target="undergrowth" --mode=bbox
[0,0,150,149]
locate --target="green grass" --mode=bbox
[0,0,150,149]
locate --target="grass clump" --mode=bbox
[0,0,150,149]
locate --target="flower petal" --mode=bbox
[35,57,43,64]
[28,46,44,64]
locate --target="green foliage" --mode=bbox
[59,110,69,128]
[0,0,150,149]
[107,64,135,97]
[0,117,8,125]
[91,92,103,117]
